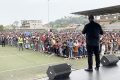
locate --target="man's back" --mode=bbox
[82,21,103,46]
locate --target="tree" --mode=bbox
[12,21,19,29]
[49,16,88,28]
[0,25,4,31]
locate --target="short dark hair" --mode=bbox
[88,15,94,19]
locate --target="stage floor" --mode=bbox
[41,61,120,80]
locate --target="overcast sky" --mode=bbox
[0,0,120,25]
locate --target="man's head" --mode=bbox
[88,15,94,22]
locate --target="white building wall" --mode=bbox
[21,20,43,29]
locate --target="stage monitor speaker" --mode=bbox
[46,63,71,80]
[101,54,119,66]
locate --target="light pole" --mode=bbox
[48,0,49,24]
[48,0,50,28]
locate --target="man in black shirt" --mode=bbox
[1,34,6,47]
[82,15,103,71]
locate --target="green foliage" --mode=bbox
[0,25,4,31]
[49,16,88,28]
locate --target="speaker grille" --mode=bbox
[53,63,71,73]
[47,63,71,80]
[101,55,119,66]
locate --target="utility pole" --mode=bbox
[47,0,51,31]
[48,0,50,26]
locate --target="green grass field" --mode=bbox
[0,46,91,80]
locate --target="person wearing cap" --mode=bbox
[82,15,103,71]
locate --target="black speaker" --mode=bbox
[101,54,119,66]
[46,63,71,80]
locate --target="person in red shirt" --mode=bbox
[40,33,46,51]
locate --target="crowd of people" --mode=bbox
[0,29,120,59]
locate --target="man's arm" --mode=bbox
[82,25,87,34]
[99,24,104,35]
